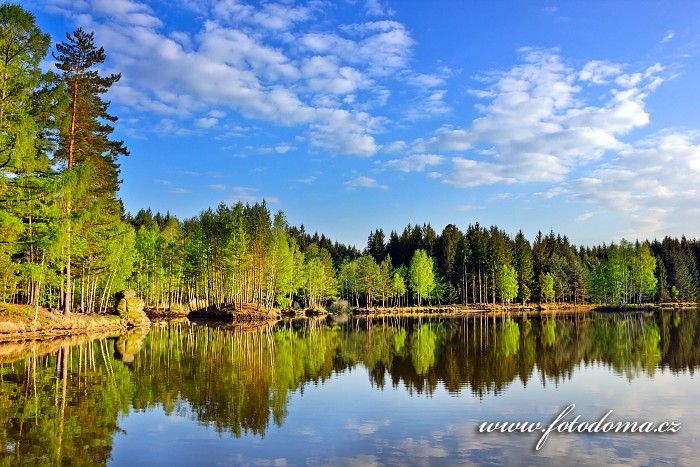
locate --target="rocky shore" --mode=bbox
[0,289,150,342]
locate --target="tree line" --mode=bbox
[1,4,699,314]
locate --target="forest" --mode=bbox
[1,4,700,315]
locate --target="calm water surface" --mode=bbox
[1,310,699,466]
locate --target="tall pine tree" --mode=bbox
[53,28,129,312]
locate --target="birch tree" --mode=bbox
[409,249,434,306]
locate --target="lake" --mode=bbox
[1,310,698,466]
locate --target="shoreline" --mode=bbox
[3,301,696,344]
[0,303,138,343]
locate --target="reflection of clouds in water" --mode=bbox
[371,436,451,466]
[251,458,290,466]
[293,426,323,442]
[345,419,390,436]
[324,454,382,467]
[446,422,523,464]
[227,454,290,466]
[573,368,695,429]
[395,437,450,458]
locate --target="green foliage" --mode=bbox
[499,264,518,305]
[379,254,393,306]
[409,323,438,375]
[392,326,407,355]
[539,272,555,303]
[301,246,338,309]
[589,240,659,305]
[500,319,520,357]
[356,254,381,306]
[391,268,406,306]
[541,319,556,347]
[0,3,56,306]
[409,249,435,306]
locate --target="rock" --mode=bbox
[114,327,148,363]
[114,290,150,327]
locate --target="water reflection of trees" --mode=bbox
[1,310,699,456]
[0,339,132,465]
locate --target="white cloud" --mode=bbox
[226,185,277,204]
[458,204,484,212]
[421,49,665,188]
[195,117,218,128]
[275,145,294,154]
[295,176,316,184]
[251,144,296,155]
[575,212,593,221]
[42,0,397,156]
[561,130,700,239]
[579,60,623,84]
[301,55,370,95]
[405,89,451,121]
[383,140,408,153]
[91,0,162,28]
[364,0,395,17]
[229,186,260,203]
[444,157,516,187]
[385,154,444,172]
[661,30,675,43]
[212,0,313,31]
[344,175,388,190]
[303,21,414,78]
[535,186,570,199]
[310,109,382,156]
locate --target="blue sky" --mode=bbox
[28,0,700,248]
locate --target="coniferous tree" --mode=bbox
[436,224,462,288]
[367,228,385,263]
[513,231,534,305]
[53,28,128,313]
